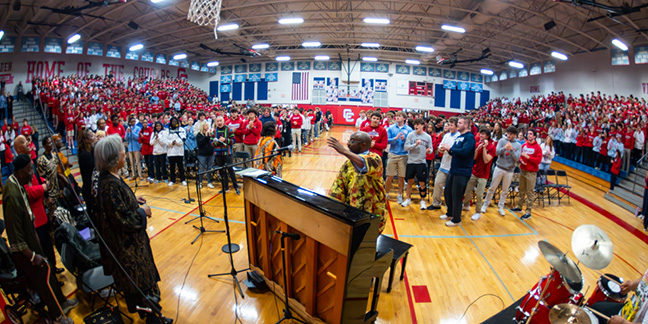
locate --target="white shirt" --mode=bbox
[439,131,460,172]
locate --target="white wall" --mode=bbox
[0,52,213,94]
[488,50,648,100]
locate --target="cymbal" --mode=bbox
[549,303,591,324]
[538,241,582,283]
[571,224,613,270]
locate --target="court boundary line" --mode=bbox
[150,193,221,239]
[386,202,418,324]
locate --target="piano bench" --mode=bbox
[376,234,413,293]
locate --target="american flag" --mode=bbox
[291,72,309,101]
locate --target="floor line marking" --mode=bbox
[149,205,246,224]
[149,193,221,240]
[461,225,515,301]
[399,233,537,239]
[505,207,540,235]
[386,201,418,324]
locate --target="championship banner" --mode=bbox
[313,77,325,90]
[326,77,339,102]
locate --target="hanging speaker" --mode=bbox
[13,0,21,11]
[127,21,139,30]
[544,20,556,31]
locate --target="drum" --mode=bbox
[514,300,550,324]
[583,308,600,324]
[515,267,584,323]
[587,274,627,305]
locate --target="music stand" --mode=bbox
[189,174,225,244]
[204,150,280,298]
[185,155,219,224]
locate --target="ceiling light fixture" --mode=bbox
[129,43,144,51]
[150,0,165,3]
[415,45,435,53]
[441,24,466,33]
[551,51,568,61]
[67,34,81,44]
[276,56,291,61]
[362,56,378,62]
[314,55,330,61]
[207,61,219,67]
[508,61,524,69]
[173,53,187,60]
[361,42,380,48]
[480,69,494,75]
[0,30,4,41]
[301,41,321,47]
[363,17,390,24]
[612,38,628,51]
[251,43,269,50]
[405,59,420,65]
[216,23,239,31]
[278,17,304,25]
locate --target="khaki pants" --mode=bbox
[233,143,244,164]
[128,150,142,179]
[431,171,448,207]
[483,166,514,210]
[463,175,488,211]
[291,129,302,151]
[243,144,258,168]
[516,169,537,212]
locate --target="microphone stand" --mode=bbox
[189,170,225,244]
[182,148,195,204]
[202,149,285,299]
[274,231,306,324]
[185,154,220,225]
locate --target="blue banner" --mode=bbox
[428,67,442,77]
[44,38,62,53]
[191,61,200,71]
[470,73,483,83]
[88,42,103,56]
[395,64,410,74]
[443,80,456,90]
[248,73,262,82]
[234,74,246,82]
[21,37,40,53]
[235,64,247,73]
[457,71,470,81]
[0,36,16,53]
[361,62,374,72]
[125,50,139,60]
[297,61,311,70]
[220,84,232,93]
[264,73,278,82]
[169,59,179,66]
[221,75,232,83]
[106,45,121,58]
[443,69,456,79]
[249,63,261,72]
[141,51,154,62]
[265,62,278,71]
[66,42,83,54]
[457,81,470,91]
[412,66,426,76]
[221,65,232,74]
[327,61,341,70]
[375,63,389,73]
[470,83,483,92]
[155,54,166,64]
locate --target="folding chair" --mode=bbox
[544,169,559,203]
[553,170,572,204]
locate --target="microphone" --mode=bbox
[275,230,300,240]
[274,145,293,153]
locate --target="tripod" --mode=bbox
[182,148,195,204]
[204,150,281,298]
[275,231,306,324]
[189,169,224,245]
[185,154,219,225]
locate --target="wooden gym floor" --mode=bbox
[2,125,647,324]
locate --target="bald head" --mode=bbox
[348,131,372,154]
[14,135,28,155]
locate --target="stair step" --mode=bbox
[604,193,638,214]
[609,187,642,206]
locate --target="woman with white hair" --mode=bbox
[93,134,172,324]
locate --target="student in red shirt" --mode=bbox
[227,108,245,155]
[583,128,596,167]
[610,152,622,191]
[239,109,262,167]
[64,108,77,149]
[289,108,304,152]
[575,127,585,164]
[462,127,496,221]
[360,112,388,157]
[511,129,543,220]
[139,120,155,183]
[20,119,32,137]
[106,115,126,140]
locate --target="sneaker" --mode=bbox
[61,298,78,314]
[168,182,174,187]
[148,177,154,183]
[235,188,241,195]
[420,200,427,210]
[498,208,506,216]
[397,195,403,204]
[521,212,532,220]
[207,183,215,189]
[164,180,169,183]
[636,207,641,218]
[480,206,487,214]
[445,221,461,227]
[427,205,441,210]
[154,180,160,184]
[401,199,411,207]
[182,181,187,186]
[462,205,470,211]
[386,193,390,200]
[439,214,449,220]
[219,188,230,194]
[511,207,522,212]
[471,213,481,221]
[197,184,202,189]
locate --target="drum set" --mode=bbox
[515,225,626,324]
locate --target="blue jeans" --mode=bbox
[197,155,215,184]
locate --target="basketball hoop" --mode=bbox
[187,0,223,30]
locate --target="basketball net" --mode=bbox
[187,0,223,39]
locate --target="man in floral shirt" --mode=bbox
[328,132,386,232]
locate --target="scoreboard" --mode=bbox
[409,81,434,96]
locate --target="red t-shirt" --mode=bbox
[64,113,76,130]
[227,117,245,144]
[360,124,388,155]
[290,115,303,129]
[139,126,154,155]
[472,140,496,179]
[20,125,33,137]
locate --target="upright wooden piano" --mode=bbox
[243,175,392,324]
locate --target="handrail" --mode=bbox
[631,151,648,194]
